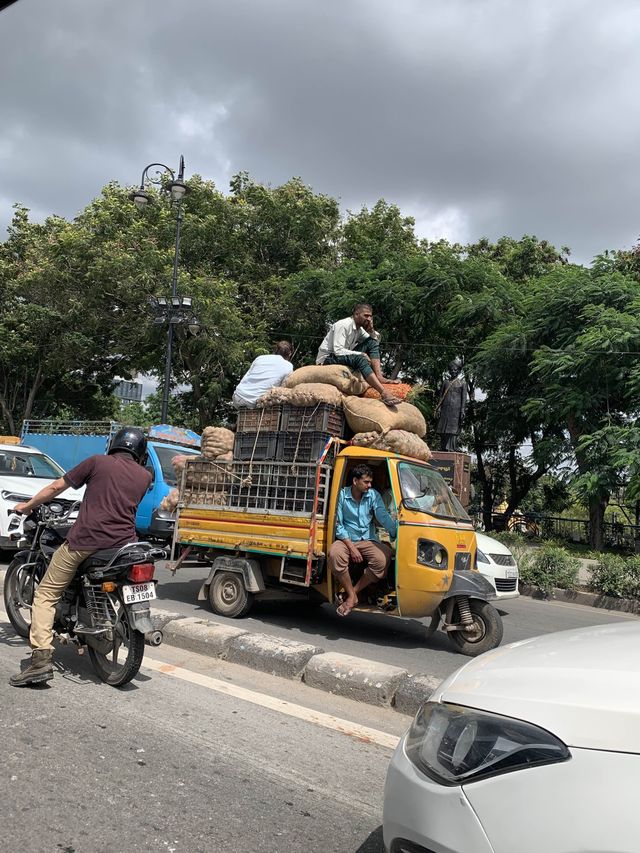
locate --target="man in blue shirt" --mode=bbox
[329,463,397,616]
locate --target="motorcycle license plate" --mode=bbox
[505,569,519,579]
[122,582,156,604]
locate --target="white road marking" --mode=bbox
[141,656,400,750]
[0,603,400,750]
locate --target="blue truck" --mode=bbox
[20,420,201,540]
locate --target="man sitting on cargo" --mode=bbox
[232,341,294,409]
[316,303,401,406]
[329,463,397,617]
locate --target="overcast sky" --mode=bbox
[2,0,639,263]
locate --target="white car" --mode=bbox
[0,443,84,548]
[475,531,519,599]
[383,622,640,853]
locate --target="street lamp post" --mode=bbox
[131,156,197,424]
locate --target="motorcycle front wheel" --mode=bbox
[3,557,37,638]
[87,605,145,687]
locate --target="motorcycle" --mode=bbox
[3,501,166,687]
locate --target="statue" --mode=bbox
[435,358,468,452]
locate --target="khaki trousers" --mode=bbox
[328,539,394,581]
[30,542,94,650]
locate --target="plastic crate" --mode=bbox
[233,431,279,461]
[236,406,281,434]
[276,431,338,463]
[280,403,344,437]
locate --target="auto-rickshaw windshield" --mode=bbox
[398,462,469,521]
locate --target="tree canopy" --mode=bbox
[2,171,639,548]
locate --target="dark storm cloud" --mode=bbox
[1,0,639,261]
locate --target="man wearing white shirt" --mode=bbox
[316,303,400,406]
[232,341,293,408]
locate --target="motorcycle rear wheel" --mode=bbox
[3,558,37,638]
[87,606,145,687]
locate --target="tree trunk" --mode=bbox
[588,495,608,551]
[0,392,16,434]
[23,363,44,423]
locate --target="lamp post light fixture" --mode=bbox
[131,155,194,423]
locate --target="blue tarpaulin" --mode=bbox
[148,424,201,448]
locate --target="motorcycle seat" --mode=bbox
[79,548,126,571]
[78,545,152,573]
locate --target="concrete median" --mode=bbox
[151,607,441,715]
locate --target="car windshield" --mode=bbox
[398,462,470,521]
[155,446,201,486]
[0,449,64,479]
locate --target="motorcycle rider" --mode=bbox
[10,427,152,687]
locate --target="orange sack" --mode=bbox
[363,383,413,401]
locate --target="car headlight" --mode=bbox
[417,539,448,569]
[405,702,570,786]
[1,491,31,503]
[476,548,490,564]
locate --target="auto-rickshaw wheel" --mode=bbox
[449,599,503,657]
[208,571,254,618]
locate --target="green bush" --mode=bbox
[590,554,640,599]
[519,544,579,594]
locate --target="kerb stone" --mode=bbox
[162,617,248,657]
[303,652,407,706]
[150,608,185,632]
[393,674,442,716]
[226,633,323,679]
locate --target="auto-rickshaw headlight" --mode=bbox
[417,539,448,569]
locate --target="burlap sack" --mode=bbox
[256,386,293,407]
[202,446,234,461]
[159,488,180,512]
[283,364,367,395]
[352,430,432,462]
[343,397,427,437]
[201,426,234,450]
[287,383,343,407]
[201,426,234,458]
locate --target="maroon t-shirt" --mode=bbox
[63,453,152,551]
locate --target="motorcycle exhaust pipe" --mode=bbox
[145,630,163,647]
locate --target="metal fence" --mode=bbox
[21,420,121,437]
[491,512,640,551]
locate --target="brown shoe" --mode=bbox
[10,649,54,687]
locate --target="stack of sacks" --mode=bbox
[282,364,368,396]
[159,453,196,513]
[201,426,234,461]
[352,430,431,462]
[363,382,413,401]
[343,397,430,461]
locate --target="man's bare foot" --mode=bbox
[381,395,402,407]
[337,595,357,616]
